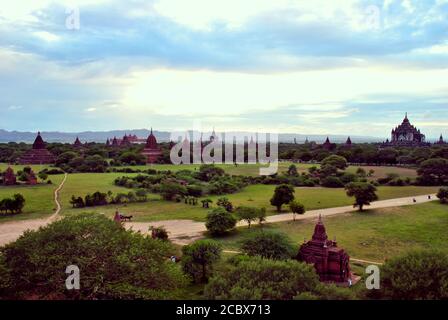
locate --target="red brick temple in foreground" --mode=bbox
[141,128,162,164]
[19,132,56,165]
[297,215,351,284]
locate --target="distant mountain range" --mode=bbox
[0,129,382,144]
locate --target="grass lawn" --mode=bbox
[210,201,448,262]
[0,174,64,222]
[58,170,439,222]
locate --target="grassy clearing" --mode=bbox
[0,174,64,222]
[0,163,431,223]
[210,202,448,262]
[59,171,439,222]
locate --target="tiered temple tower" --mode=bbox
[297,215,351,284]
[141,128,162,164]
[18,132,56,165]
[387,113,428,146]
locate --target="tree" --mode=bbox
[321,155,348,170]
[201,199,213,208]
[197,164,225,182]
[286,164,298,176]
[216,197,233,212]
[159,180,187,201]
[150,226,169,240]
[270,184,295,212]
[289,200,305,221]
[0,213,187,299]
[417,158,448,185]
[235,206,260,229]
[204,257,319,300]
[205,207,237,236]
[257,207,267,226]
[241,232,295,260]
[38,172,48,182]
[436,187,448,204]
[345,182,378,211]
[321,176,344,188]
[182,240,222,283]
[356,167,367,178]
[373,250,448,300]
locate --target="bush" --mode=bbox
[150,226,169,240]
[321,176,344,188]
[181,240,222,283]
[436,187,448,204]
[0,194,25,215]
[216,197,233,212]
[0,213,187,299]
[270,184,295,212]
[241,232,295,260]
[373,250,448,300]
[204,257,319,300]
[205,208,237,236]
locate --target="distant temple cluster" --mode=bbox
[297,215,352,284]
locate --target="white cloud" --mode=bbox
[33,31,60,42]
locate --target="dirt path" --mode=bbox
[125,193,437,245]
[0,173,67,246]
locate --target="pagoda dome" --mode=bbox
[146,128,158,149]
[32,132,46,150]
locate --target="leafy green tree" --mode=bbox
[205,207,237,235]
[216,197,233,212]
[118,152,146,165]
[235,206,260,229]
[204,257,319,300]
[356,167,367,178]
[197,164,225,182]
[374,250,448,300]
[37,172,48,182]
[321,176,344,188]
[286,164,299,176]
[150,226,169,240]
[289,200,305,221]
[436,187,448,204]
[417,158,448,185]
[182,240,222,283]
[159,181,187,201]
[0,213,187,299]
[270,184,295,212]
[241,232,295,260]
[321,155,348,170]
[345,182,378,211]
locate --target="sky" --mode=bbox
[0,0,448,140]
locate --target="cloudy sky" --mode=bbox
[0,0,447,139]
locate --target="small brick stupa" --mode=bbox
[297,215,351,284]
[73,137,83,148]
[2,167,17,186]
[19,132,55,165]
[141,128,162,164]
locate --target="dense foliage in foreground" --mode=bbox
[0,213,187,300]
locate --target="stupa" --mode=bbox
[141,128,162,164]
[19,132,55,165]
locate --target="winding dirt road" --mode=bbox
[126,193,437,245]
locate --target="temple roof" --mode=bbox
[74,137,82,147]
[32,132,46,150]
[145,128,158,149]
[346,136,352,145]
[312,215,328,243]
[392,113,423,136]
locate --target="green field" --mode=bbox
[59,172,438,222]
[0,167,64,221]
[210,202,448,262]
[0,163,433,223]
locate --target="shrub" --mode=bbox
[241,232,295,260]
[181,240,222,283]
[436,187,448,204]
[289,200,305,221]
[0,213,187,299]
[205,208,237,236]
[204,257,319,300]
[373,250,448,300]
[321,176,344,188]
[216,197,233,212]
